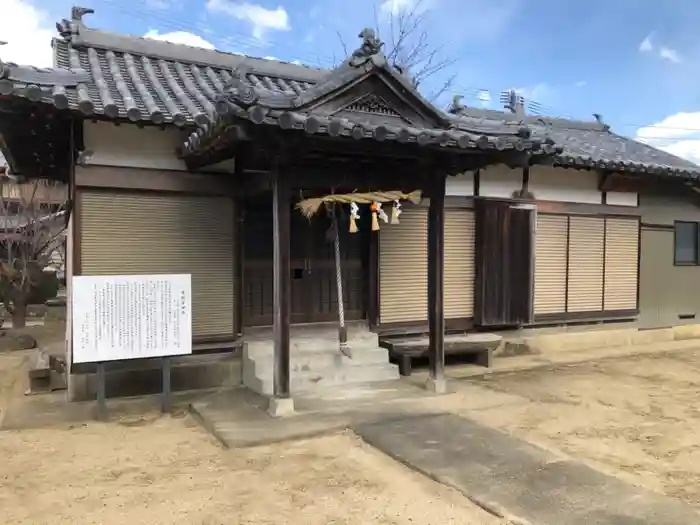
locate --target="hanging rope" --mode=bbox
[334,210,351,359]
[327,203,351,358]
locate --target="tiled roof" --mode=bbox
[51,38,319,127]
[451,107,700,178]
[1,9,560,162]
[2,9,325,127]
[183,47,559,156]
[1,10,552,156]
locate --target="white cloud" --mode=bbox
[575,80,587,87]
[636,112,700,165]
[514,83,550,104]
[380,0,416,16]
[146,0,173,8]
[206,0,290,40]
[0,0,54,67]
[638,32,682,63]
[639,33,654,52]
[143,29,215,50]
[659,46,682,63]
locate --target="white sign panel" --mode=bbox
[72,274,192,364]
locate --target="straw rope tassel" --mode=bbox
[370,202,380,231]
[349,202,359,233]
[391,199,402,224]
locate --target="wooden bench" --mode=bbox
[380,333,502,376]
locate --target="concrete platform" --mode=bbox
[189,380,451,448]
[355,413,700,525]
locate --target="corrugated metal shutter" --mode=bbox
[379,206,475,324]
[445,209,475,318]
[79,190,235,339]
[534,214,568,315]
[379,207,427,324]
[604,218,639,311]
[567,216,604,312]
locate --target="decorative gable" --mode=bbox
[342,93,402,119]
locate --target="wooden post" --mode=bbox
[161,357,172,413]
[427,172,447,393]
[95,361,107,421]
[269,166,294,415]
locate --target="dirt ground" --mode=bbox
[462,348,700,507]
[0,414,505,525]
[5,320,700,521]
[0,320,500,525]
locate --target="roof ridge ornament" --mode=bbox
[593,113,611,132]
[215,63,260,115]
[56,6,94,42]
[448,95,466,115]
[348,28,384,67]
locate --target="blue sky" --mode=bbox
[4,0,700,162]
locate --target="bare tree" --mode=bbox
[0,177,67,328]
[377,0,457,101]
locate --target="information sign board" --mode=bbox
[72,274,192,364]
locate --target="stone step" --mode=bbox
[291,363,399,392]
[245,347,390,372]
[244,337,381,358]
[245,362,400,396]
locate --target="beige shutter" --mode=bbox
[604,218,639,311]
[445,209,475,318]
[567,216,604,312]
[379,207,427,324]
[534,214,568,315]
[79,190,235,339]
[379,206,475,324]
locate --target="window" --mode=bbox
[674,221,700,265]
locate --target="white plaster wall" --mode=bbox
[83,121,188,171]
[446,172,474,196]
[479,164,522,198]
[529,165,602,204]
[606,191,638,207]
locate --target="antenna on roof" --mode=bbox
[500,89,525,117]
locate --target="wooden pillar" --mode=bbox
[271,168,292,404]
[427,172,447,393]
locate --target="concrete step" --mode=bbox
[291,363,399,392]
[245,336,380,358]
[245,361,400,396]
[246,347,390,372]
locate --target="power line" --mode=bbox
[96,0,342,67]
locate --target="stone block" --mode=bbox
[267,396,295,417]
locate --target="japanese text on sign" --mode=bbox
[72,274,192,364]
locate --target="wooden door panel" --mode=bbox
[242,200,366,326]
[474,198,535,327]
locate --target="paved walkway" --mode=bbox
[355,413,700,525]
[189,380,451,448]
